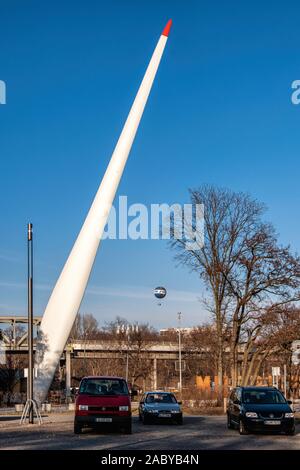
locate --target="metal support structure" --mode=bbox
[178,312,182,396]
[20,399,42,425]
[0,316,42,349]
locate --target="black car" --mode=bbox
[139,391,183,424]
[227,386,295,435]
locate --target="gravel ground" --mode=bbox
[0,412,299,450]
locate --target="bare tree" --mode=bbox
[68,313,108,383]
[69,313,104,341]
[171,185,265,398]
[240,306,300,387]
[0,353,27,403]
[184,325,220,378]
[171,185,300,395]
[105,317,158,387]
[223,225,300,386]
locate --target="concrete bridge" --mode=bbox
[0,315,192,394]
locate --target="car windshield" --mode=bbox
[146,393,177,404]
[242,390,286,404]
[79,378,128,396]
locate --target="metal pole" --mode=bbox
[13,319,16,349]
[178,312,182,396]
[284,364,287,398]
[126,352,129,382]
[126,327,131,382]
[153,357,157,390]
[27,223,34,423]
[66,348,71,401]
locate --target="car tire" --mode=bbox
[239,419,248,435]
[74,420,82,434]
[227,413,234,429]
[122,422,132,434]
[176,417,183,425]
[142,415,150,425]
[285,427,296,436]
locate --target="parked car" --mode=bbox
[74,376,132,434]
[227,386,295,435]
[139,391,183,424]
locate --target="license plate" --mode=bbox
[95,417,112,423]
[265,420,281,425]
[159,413,171,418]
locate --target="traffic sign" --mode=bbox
[272,367,280,376]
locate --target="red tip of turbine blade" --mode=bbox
[162,19,172,37]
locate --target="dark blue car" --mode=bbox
[227,386,295,435]
[139,391,183,425]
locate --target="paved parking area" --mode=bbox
[0,413,299,450]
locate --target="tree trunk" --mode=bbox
[242,350,260,385]
[230,324,239,388]
[250,351,269,385]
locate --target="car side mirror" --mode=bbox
[287,400,293,405]
[177,400,182,405]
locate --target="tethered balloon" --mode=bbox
[154,287,167,299]
[154,286,167,306]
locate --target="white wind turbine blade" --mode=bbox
[34,20,172,402]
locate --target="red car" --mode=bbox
[74,376,132,434]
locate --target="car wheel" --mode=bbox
[285,427,296,436]
[227,413,234,429]
[239,419,248,435]
[142,414,150,425]
[176,417,183,425]
[74,420,82,434]
[122,423,132,434]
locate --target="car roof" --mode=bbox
[81,376,126,380]
[236,386,277,390]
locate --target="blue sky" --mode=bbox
[0,0,300,329]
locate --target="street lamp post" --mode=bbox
[27,223,34,424]
[178,312,182,396]
[20,224,42,425]
[126,351,129,382]
[284,364,287,398]
[117,324,138,383]
[116,325,130,382]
